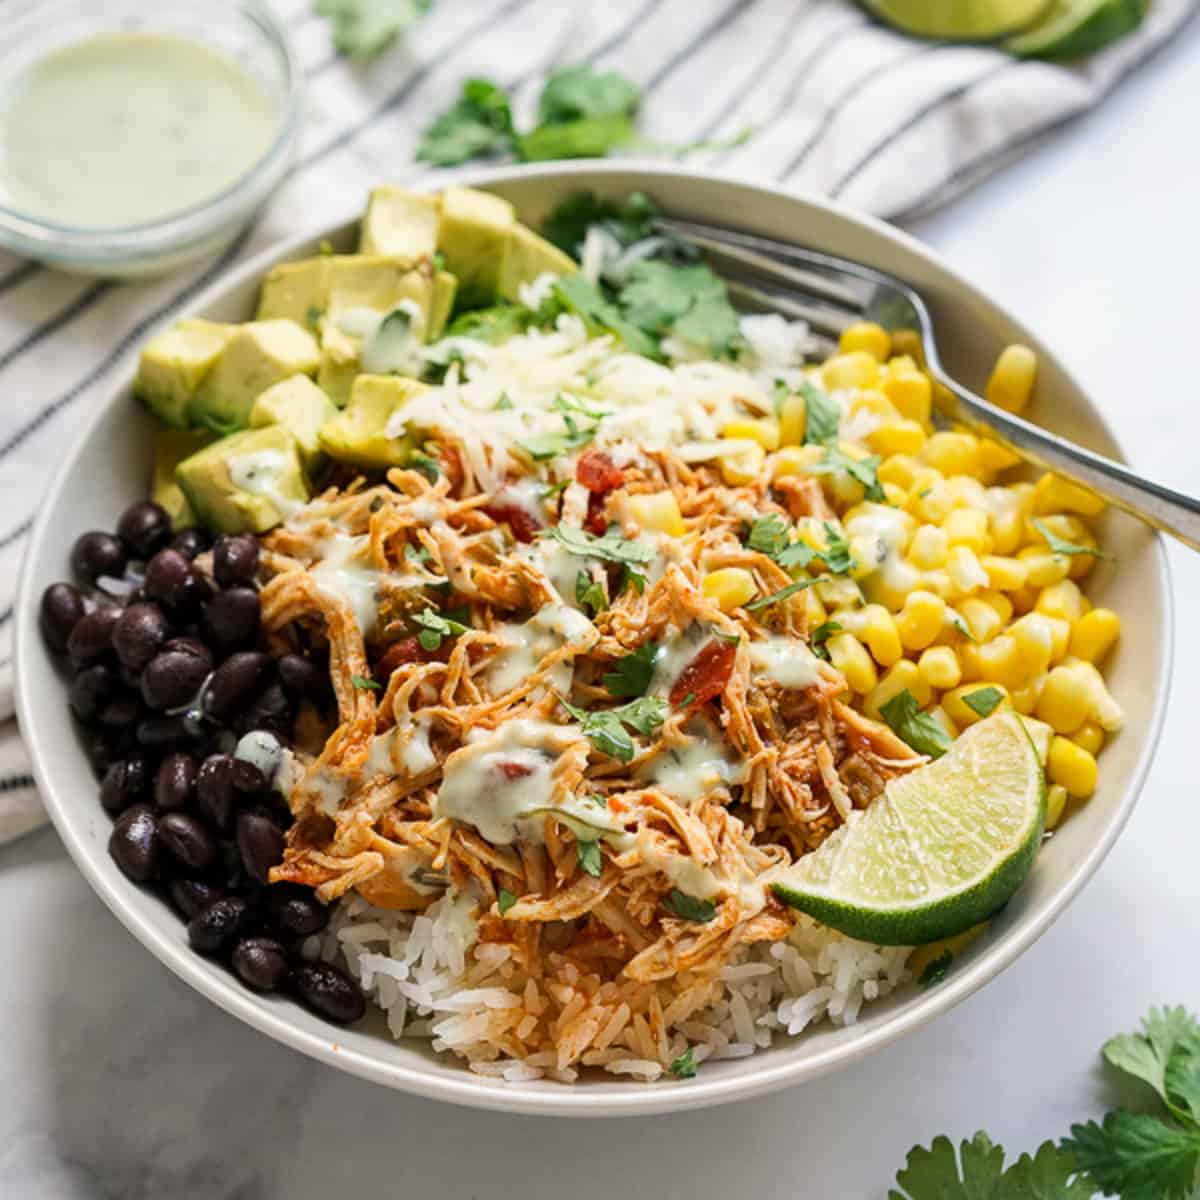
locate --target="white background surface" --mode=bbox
[3,24,1199,1199]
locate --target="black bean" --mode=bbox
[70,531,127,586]
[236,812,284,884]
[232,937,290,992]
[277,654,327,704]
[40,582,86,653]
[212,534,260,587]
[187,897,248,956]
[108,804,159,881]
[291,962,364,1024]
[158,811,218,871]
[200,587,260,656]
[99,755,150,815]
[140,647,211,711]
[66,607,119,668]
[169,878,225,920]
[231,759,267,795]
[264,884,329,938]
[195,754,237,834]
[205,652,272,723]
[112,602,170,671]
[155,751,197,811]
[136,714,199,750]
[96,693,144,729]
[162,636,212,662]
[143,548,196,610]
[116,501,171,559]
[69,663,119,723]
[169,527,209,560]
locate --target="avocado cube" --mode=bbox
[190,320,320,435]
[317,322,362,408]
[436,186,516,309]
[326,256,435,320]
[318,375,426,469]
[498,224,578,303]
[152,429,214,530]
[257,259,330,326]
[359,186,439,259]
[428,271,457,341]
[176,425,309,534]
[134,319,235,428]
[249,375,338,472]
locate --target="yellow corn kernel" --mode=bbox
[840,320,891,361]
[956,597,1004,643]
[1010,613,1055,677]
[918,645,961,690]
[1017,546,1070,588]
[896,590,945,651]
[702,567,758,613]
[627,491,685,536]
[867,418,927,458]
[865,659,931,719]
[941,508,992,555]
[927,705,957,740]
[718,440,766,486]
[1041,615,1071,663]
[827,632,878,694]
[849,389,899,423]
[945,473,989,510]
[1010,677,1042,715]
[1071,660,1124,733]
[922,431,982,479]
[804,588,828,627]
[878,454,921,490]
[1033,472,1106,518]
[1072,721,1105,756]
[1009,584,1039,614]
[1045,783,1068,830]
[910,479,954,525]
[822,351,879,390]
[860,605,903,667]
[882,362,932,426]
[890,330,926,368]
[1035,664,1091,734]
[1036,579,1085,624]
[923,568,954,600]
[772,444,823,480]
[882,481,908,507]
[977,438,1022,477]
[980,554,1027,593]
[972,635,1025,690]
[722,417,780,451]
[815,576,863,611]
[862,559,923,612]
[1070,608,1120,663]
[946,545,989,596]
[943,682,1011,728]
[1047,736,1097,799]
[908,523,949,569]
[985,344,1037,414]
[990,510,1025,557]
[977,590,1014,625]
[1027,512,1099,580]
[777,393,807,446]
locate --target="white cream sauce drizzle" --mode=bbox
[638,732,745,803]
[229,450,303,520]
[311,533,384,634]
[486,604,597,696]
[748,636,823,689]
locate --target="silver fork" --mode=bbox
[657,216,1200,552]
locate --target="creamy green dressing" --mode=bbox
[0,33,279,227]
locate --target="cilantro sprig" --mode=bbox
[538,523,655,594]
[744,514,856,578]
[316,0,432,57]
[561,696,667,763]
[412,607,470,652]
[878,689,952,759]
[663,889,717,923]
[603,643,658,699]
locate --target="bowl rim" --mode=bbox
[14,160,1175,1117]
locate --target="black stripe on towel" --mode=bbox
[0,517,32,552]
[0,261,40,298]
[641,0,762,92]
[0,774,35,794]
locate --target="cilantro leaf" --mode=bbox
[497,889,517,916]
[663,890,717,923]
[962,686,1005,719]
[538,522,655,570]
[1032,517,1108,560]
[879,689,952,759]
[350,673,380,691]
[946,609,976,642]
[537,65,640,125]
[408,450,441,482]
[552,275,660,359]
[412,607,470,652]
[316,0,432,57]
[542,190,660,258]
[603,643,658,698]
[416,76,514,165]
[516,114,636,162]
[918,950,953,988]
[618,261,740,357]
[576,838,603,878]
[445,303,532,344]
[801,381,841,446]
[561,696,667,763]
[1063,1112,1200,1200]
[519,416,596,461]
[806,444,886,502]
[810,620,842,661]
[744,575,823,612]
[1104,1007,1200,1118]
[776,521,856,576]
[575,570,608,616]
[745,513,791,557]
[669,1046,698,1079]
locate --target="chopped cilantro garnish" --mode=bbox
[575,570,608,615]
[603,642,658,698]
[745,512,791,557]
[806,445,886,502]
[669,1046,698,1079]
[744,575,824,612]
[541,479,571,499]
[519,412,596,460]
[918,949,954,988]
[946,609,976,642]
[537,64,640,125]
[552,275,660,359]
[678,690,697,708]
[962,686,1005,718]
[561,696,667,763]
[350,674,380,691]
[800,381,841,446]
[538,523,655,570]
[663,889,717,923]
[617,260,740,357]
[576,838,603,879]
[412,607,470,652]
[304,304,323,330]
[493,393,514,411]
[775,521,856,576]
[1032,517,1109,560]
[404,543,431,565]
[497,889,517,916]
[810,620,842,660]
[878,689,952,759]
[416,76,514,165]
[408,451,441,482]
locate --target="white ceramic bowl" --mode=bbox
[14,163,1172,1116]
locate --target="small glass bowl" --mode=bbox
[0,0,302,278]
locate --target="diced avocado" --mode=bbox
[429,270,457,341]
[256,258,330,326]
[326,256,435,320]
[318,375,426,469]
[134,319,235,428]
[152,429,214,530]
[249,375,338,472]
[317,322,364,408]
[498,224,578,303]
[176,425,309,534]
[190,320,320,435]
[359,186,439,259]
[436,186,516,309]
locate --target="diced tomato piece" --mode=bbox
[669,639,737,708]
[376,637,423,679]
[496,760,534,781]
[576,449,624,494]
[482,501,542,544]
[584,490,609,535]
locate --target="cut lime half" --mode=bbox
[861,0,1051,39]
[1005,0,1146,58]
[772,712,1046,945]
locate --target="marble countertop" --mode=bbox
[4,25,1200,1200]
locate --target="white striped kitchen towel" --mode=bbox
[0,0,1194,841]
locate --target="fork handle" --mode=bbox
[936,373,1200,552]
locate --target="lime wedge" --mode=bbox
[1004,0,1145,58]
[772,712,1045,945]
[862,0,1052,39]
